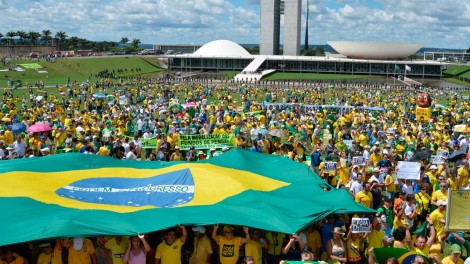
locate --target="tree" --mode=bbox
[55,31,68,50]
[28,31,41,45]
[6,31,17,46]
[41,29,52,46]
[67,36,79,50]
[0,33,3,44]
[120,37,129,44]
[16,31,27,44]
[131,38,141,49]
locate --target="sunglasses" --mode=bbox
[225,231,233,234]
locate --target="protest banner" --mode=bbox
[446,190,470,231]
[386,127,397,134]
[177,134,236,150]
[351,218,371,233]
[324,162,337,173]
[438,150,449,160]
[397,161,421,180]
[352,156,366,165]
[123,135,158,149]
[344,140,354,147]
[431,155,445,165]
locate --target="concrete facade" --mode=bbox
[283,0,302,56]
[260,0,301,56]
[260,0,280,55]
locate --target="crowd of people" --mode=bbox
[0,76,470,264]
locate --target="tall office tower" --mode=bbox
[260,0,302,56]
[283,0,302,56]
[260,0,281,55]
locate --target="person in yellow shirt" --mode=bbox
[37,240,63,264]
[244,229,268,264]
[429,200,447,240]
[355,183,373,208]
[415,185,431,224]
[265,231,285,264]
[0,247,25,264]
[212,225,250,264]
[64,237,96,264]
[431,183,448,206]
[189,226,213,264]
[441,244,464,264]
[457,162,469,189]
[367,217,388,250]
[104,236,129,264]
[155,225,187,264]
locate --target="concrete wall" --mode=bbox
[0,45,57,56]
[260,0,280,55]
[283,0,301,56]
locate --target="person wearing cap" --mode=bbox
[442,244,464,264]
[169,146,183,161]
[40,147,51,157]
[186,146,198,162]
[425,164,443,188]
[326,227,347,264]
[62,237,96,264]
[197,150,206,160]
[212,224,250,264]
[430,200,447,240]
[189,226,213,264]
[37,240,63,264]
[155,225,187,264]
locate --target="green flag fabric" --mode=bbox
[373,247,430,264]
[395,65,400,71]
[0,149,374,246]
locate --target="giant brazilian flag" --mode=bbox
[0,149,373,246]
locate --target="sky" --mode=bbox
[0,0,469,49]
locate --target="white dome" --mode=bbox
[194,40,251,57]
[327,41,423,59]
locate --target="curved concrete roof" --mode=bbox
[194,40,251,57]
[327,41,423,59]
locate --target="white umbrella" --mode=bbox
[36,96,43,101]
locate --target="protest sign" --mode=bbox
[352,156,366,165]
[397,161,421,180]
[431,155,445,165]
[386,127,397,134]
[324,162,337,173]
[351,218,371,233]
[446,190,470,231]
[344,140,354,147]
[177,134,236,150]
[438,150,449,160]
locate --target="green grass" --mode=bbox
[443,77,470,87]
[443,65,470,76]
[220,71,240,79]
[460,71,470,79]
[261,72,381,81]
[0,57,166,86]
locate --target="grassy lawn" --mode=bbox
[0,57,166,86]
[220,71,241,79]
[443,65,470,76]
[261,72,382,81]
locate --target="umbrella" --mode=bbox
[60,91,66,95]
[410,150,432,162]
[10,123,26,134]
[269,129,287,138]
[182,102,197,108]
[93,93,105,98]
[26,123,52,133]
[447,150,467,162]
[36,96,43,101]
[258,128,269,135]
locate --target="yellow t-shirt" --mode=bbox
[245,240,263,264]
[457,166,469,188]
[265,232,285,256]
[431,190,448,203]
[37,246,62,264]
[355,191,372,208]
[441,256,464,264]
[68,238,96,264]
[367,229,385,250]
[155,238,185,264]
[307,230,322,255]
[190,236,213,264]
[393,216,405,230]
[430,209,446,237]
[385,174,396,192]
[415,192,431,215]
[105,237,129,264]
[217,236,243,264]
[414,245,429,256]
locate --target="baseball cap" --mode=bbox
[73,237,84,250]
[38,242,52,248]
[430,165,438,170]
[450,244,461,254]
[436,200,447,206]
[192,226,206,234]
[41,147,50,152]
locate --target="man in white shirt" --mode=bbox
[349,173,364,197]
[13,136,26,158]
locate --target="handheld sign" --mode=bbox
[324,162,337,173]
[397,161,421,180]
[438,150,449,160]
[351,218,371,233]
[431,155,445,165]
[352,156,366,166]
[343,140,354,147]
